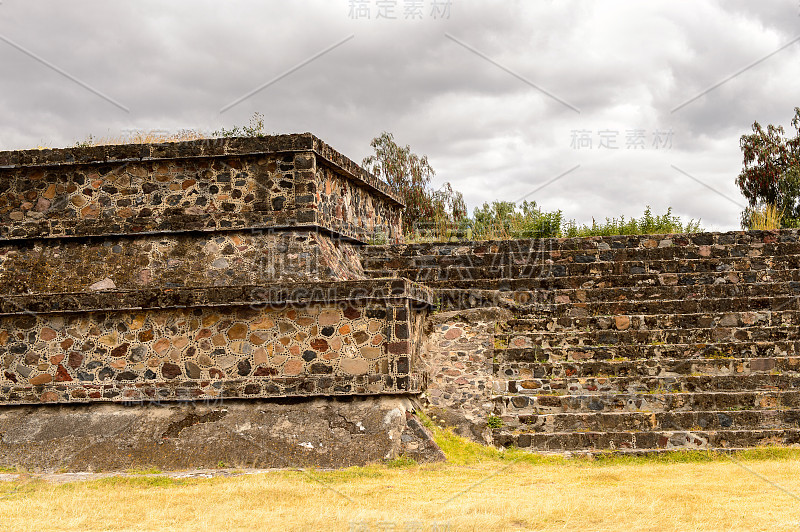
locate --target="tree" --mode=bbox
[362,132,466,231]
[736,107,800,227]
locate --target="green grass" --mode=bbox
[386,456,418,468]
[124,467,163,475]
[92,476,183,488]
[421,410,800,467]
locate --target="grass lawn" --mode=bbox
[1,427,800,531]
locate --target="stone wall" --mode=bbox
[12,133,800,460]
[0,229,365,294]
[0,396,444,471]
[422,308,510,443]
[0,279,431,405]
[0,134,403,243]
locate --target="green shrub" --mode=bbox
[470,201,562,240]
[487,415,503,429]
[409,204,702,242]
[213,112,267,138]
[562,206,702,237]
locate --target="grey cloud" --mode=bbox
[1,0,798,230]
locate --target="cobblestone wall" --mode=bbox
[0,280,432,405]
[0,135,424,407]
[364,230,800,452]
[422,308,510,443]
[0,230,364,295]
[0,134,403,243]
[0,135,446,470]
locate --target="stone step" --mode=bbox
[424,268,800,292]
[495,389,800,414]
[570,446,776,456]
[528,280,800,305]
[495,324,800,348]
[492,427,800,451]
[367,255,800,282]
[435,286,800,313]
[361,230,796,259]
[394,272,800,312]
[502,309,800,333]
[362,241,800,271]
[497,373,800,395]
[501,341,800,363]
[503,409,800,432]
[544,295,800,317]
[495,356,800,380]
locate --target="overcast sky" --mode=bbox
[1,1,799,230]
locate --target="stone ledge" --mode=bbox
[0,210,323,241]
[0,278,435,316]
[0,215,387,246]
[1,373,427,406]
[362,229,797,256]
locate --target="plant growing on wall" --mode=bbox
[213,112,267,138]
[487,415,503,429]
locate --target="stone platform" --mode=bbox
[0,135,441,471]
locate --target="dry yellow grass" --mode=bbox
[66,112,267,149]
[746,203,782,230]
[1,448,800,531]
[73,129,210,148]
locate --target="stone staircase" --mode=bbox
[362,230,800,452]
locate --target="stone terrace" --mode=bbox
[0,135,429,406]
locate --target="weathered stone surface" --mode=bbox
[614,315,631,331]
[88,277,116,291]
[0,397,444,472]
[421,307,512,443]
[8,134,800,461]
